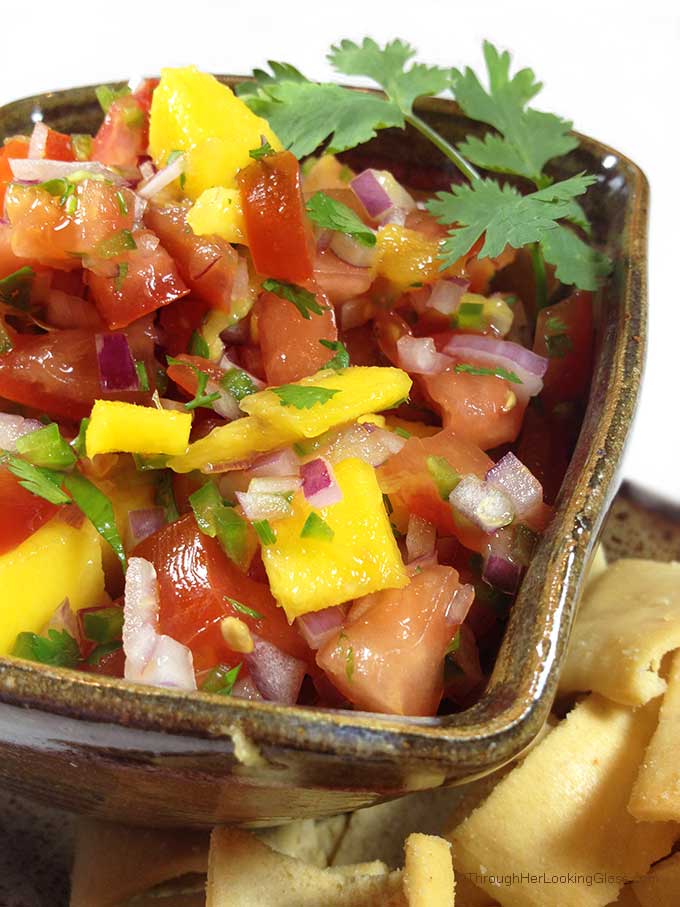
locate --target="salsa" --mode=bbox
[0,41,607,716]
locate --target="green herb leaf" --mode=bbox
[427,174,611,290]
[167,357,220,411]
[382,493,393,516]
[454,362,522,384]
[300,512,335,541]
[426,454,460,500]
[273,385,341,410]
[0,266,35,311]
[226,598,263,620]
[135,360,150,392]
[156,470,180,523]
[306,191,376,247]
[0,452,71,504]
[95,84,131,114]
[319,339,350,371]
[12,628,80,668]
[115,190,128,216]
[200,662,242,696]
[220,368,257,402]
[82,607,124,644]
[451,41,578,185]
[253,519,277,545]
[189,330,210,358]
[63,472,127,571]
[190,482,249,567]
[261,278,324,320]
[248,139,276,160]
[70,418,90,459]
[15,423,77,470]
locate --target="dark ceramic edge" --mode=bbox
[0,87,648,774]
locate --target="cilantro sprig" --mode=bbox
[306,192,376,247]
[319,339,350,371]
[273,385,341,410]
[454,363,522,384]
[261,279,324,320]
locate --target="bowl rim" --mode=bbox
[0,83,649,775]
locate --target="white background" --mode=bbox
[2,0,678,498]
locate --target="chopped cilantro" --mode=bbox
[0,453,70,505]
[189,330,210,358]
[167,357,220,411]
[300,512,335,541]
[273,385,341,410]
[306,192,376,247]
[426,454,460,500]
[15,423,76,470]
[95,84,131,113]
[114,262,129,292]
[454,362,522,384]
[261,278,324,320]
[201,662,242,696]
[227,598,263,620]
[12,628,80,668]
[336,631,355,682]
[319,338,350,371]
[0,266,35,311]
[63,472,127,572]
[221,368,257,402]
[135,360,150,392]
[253,519,277,546]
[115,190,128,216]
[248,139,276,160]
[156,470,180,523]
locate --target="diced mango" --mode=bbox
[375,225,467,292]
[86,401,192,458]
[261,457,407,620]
[169,416,297,474]
[187,187,247,245]
[0,518,104,654]
[240,367,412,440]
[149,66,282,199]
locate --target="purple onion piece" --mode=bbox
[349,169,392,217]
[449,474,514,533]
[482,554,522,594]
[96,333,139,392]
[486,452,543,518]
[128,507,166,546]
[245,635,306,704]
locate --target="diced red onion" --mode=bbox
[236,490,292,522]
[138,154,185,199]
[28,122,48,160]
[340,296,372,331]
[127,507,166,546]
[47,597,79,640]
[9,158,126,184]
[426,278,469,316]
[300,457,342,507]
[248,476,302,495]
[329,231,376,268]
[379,206,407,226]
[482,530,522,593]
[159,397,187,412]
[46,290,103,330]
[0,412,43,451]
[486,452,543,518]
[296,605,347,650]
[209,380,242,421]
[319,423,405,468]
[245,634,306,704]
[445,583,475,627]
[405,514,436,563]
[350,169,393,217]
[96,333,139,392]
[444,335,548,400]
[315,227,333,251]
[449,474,515,532]
[397,335,451,375]
[123,557,196,690]
[249,447,299,477]
[139,160,155,181]
[231,674,264,701]
[133,194,147,225]
[218,352,265,391]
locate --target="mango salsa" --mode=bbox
[187,187,247,245]
[374,225,467,292]
[86,401,192,458]
[260,458,407,620]
[168,416,297,474]
[240,367,412,439]
[149,66,282,199]
[0,519,104,654]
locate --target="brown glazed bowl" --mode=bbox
[0,82,648,828]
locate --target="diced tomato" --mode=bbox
[238,344,266,382]
[379,428,492,552]
[158,296,211,358]
[0,137,28,211]
[0,326,157,421]
[86,230,189,329]
[145,203,238,312]
[534,291,593,407]
[92,96,147,170]
[256,288,337,384]
[5,180,136,265]
[134,514,311,672]
[316,565,461,715]
[314,249,374,304]
[420,363,527,450]
[0,223,40,280]
[131,78,159,114]
[238,151,315,283]
[43,128,75,162]
[0,467,60,555]
[166,353,225,399]
[81,645,125,677]
[515,404,575,506]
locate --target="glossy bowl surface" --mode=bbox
[0,81,648,827]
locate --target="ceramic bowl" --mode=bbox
[0,82,648,827]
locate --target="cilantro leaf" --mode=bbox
[306,192,376,247]
[261,279,324,319]
[0,266,35,311]
[319,339,350,371]
[273,385,341,410]
[454,363,522,384]
[0,453,71,505]
[12,628,81,668]
[427,174,611,290]
[63,472,127,572]
[451,41,578,185]
[249,139,276,160]
[220,368,257,402]
[227,598,263,620]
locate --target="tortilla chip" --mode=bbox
[558,560,680,705]
[403,834,454,907]
[586,543,608,588]
[606,887,641,906]
[119,875,206,907]
[448,695,678,907]
[70,820,209,907]
[259,815,348,867]
[629,650,680,821]
[206,827,405,907]
[632,853,680,907]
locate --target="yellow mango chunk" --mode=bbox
[169,416,296,474]
[187,187,247,245]
[0,518,104,654]
[261,457,407,620]
[149,66,282,199]
[86,401,192,458]
[241,367,412,440]
[375,225,467,292]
